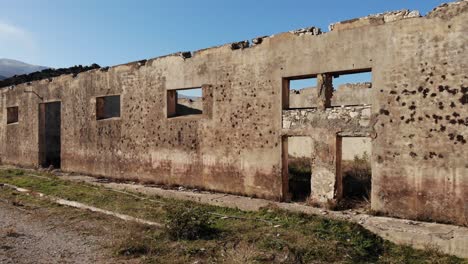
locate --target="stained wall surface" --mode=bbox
[289,83,372,109]
[0,1,466,225]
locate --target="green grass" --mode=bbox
[0,168,465,264]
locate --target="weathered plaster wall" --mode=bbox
[282,106,372,201]
[288,136,371,161]
[332,83,372,107]
[289,82,371,108]
[287,136,313,158]
[283,106,372,132]
[0,1,466,225]
[342,137,371,161]
[0,53,283,200]
[178,98,202,111]
[371,2,468,225]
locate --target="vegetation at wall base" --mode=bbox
[0,168,464,263]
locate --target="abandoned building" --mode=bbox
[0,1,466,226]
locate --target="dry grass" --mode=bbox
[288,156,311,201]
[337,152,373,210]
[342,152,372,199]
[0,168,465,264]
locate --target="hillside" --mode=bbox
[0,58,48,78]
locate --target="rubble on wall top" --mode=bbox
[230,40,250,50]
[290,27,322,36]
[329,0,468,31]
[337,82,372,90]
[427,0,468,19]
[329,9,420,31]
[230,26,322,50]
[145,51,192,63]
[2,1,462,90]
[180,52,192,59]
[252,36,267,45]
[0,64,101,89]
[121,52,186,67]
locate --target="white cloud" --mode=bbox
[0,21,37,59]
[0,22,25,36]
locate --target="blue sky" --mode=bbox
[289,72,373,91]
[0,0,448,70]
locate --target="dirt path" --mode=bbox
[0,201,115,264]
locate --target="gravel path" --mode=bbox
[0,201,114,264]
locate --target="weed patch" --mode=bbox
[0,168,465,263]
[165,202,217,240]
[288,156,311,201]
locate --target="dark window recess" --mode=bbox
[167,87,203,118]
[96,95,120,120]
[7,106,19,124]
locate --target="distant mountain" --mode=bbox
[0,59,49,78]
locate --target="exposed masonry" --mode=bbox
[282,106,372,132]
[0,64,101,89]
[329,10,421,31]
[282,106,372,202]
[0,0,466,227]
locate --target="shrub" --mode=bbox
[288,156,312,201]
[314,218,383,262]
[288,156,311,181]
[164,203,214,240]
[114,225,165,257]
[342,152,371,199]
[6,169,24,176]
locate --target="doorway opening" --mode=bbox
[39,102,61,169]
[282,136,312,202]
[337,136,372,209]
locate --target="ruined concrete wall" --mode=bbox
[178,98,202,111]
[283,106,372,201]
[329,10,421,31]
[0,52,283,200]
[332,83,372,106]
[288,136,371,161]
[284,105,372,161]
[289,83,371,108]
[283,106,372,132]
[287,137,312,158]
[0,85,59,167]
[281,1,467,225]
[289,88,316,109]
[0,92,4,164]
[371,1,468,225]
[342,137,371,161]
[0,1,466,225]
